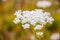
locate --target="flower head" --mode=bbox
[13,18,21,24]
[22,23,30,29]
[13,9,54,29]
[34,25,43,30]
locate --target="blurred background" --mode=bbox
[0,0,60,40]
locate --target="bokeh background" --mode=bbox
[0,0,60,40]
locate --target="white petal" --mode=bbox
[13,18,20,24]
[22,24,30,29]
[34,25,43,30]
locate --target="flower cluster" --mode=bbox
[13,9,54,36]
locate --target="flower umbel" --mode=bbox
[13,9,54,36]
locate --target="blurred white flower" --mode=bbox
[36,32,43,37]
[13,18,20,24]
[30,20,36,26]
[22,23,30,29]
[47,17,54,24]
[13,9,54,26]
[13,9,54,36]
[36,1,52,8]
[34,25,43,30]
[50,33,60,40]
[13,9,54,28]
[14,10,22,19]
[14,10,21,16]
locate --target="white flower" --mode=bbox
[46,17,54,24]
[34,25,43,30]
[44,12,50,16]
[36,32,43,36]
[37,1,52,8]
[13,18,20,24]
[13,9,54,29]
[13,9,54,37]
[22,23,30,29]
[50,33,60,40]
[39,19,46,25]
[14,10,21,15]
[14,10,22,19]
[21,19,28,24]
[30,20,36,26]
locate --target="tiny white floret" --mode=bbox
[34,25,43,30]
[22,23,30,29]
